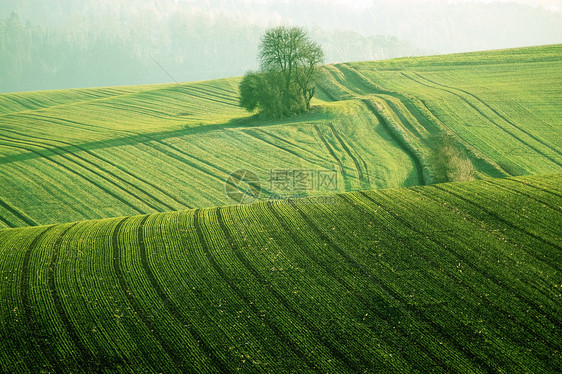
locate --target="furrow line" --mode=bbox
[509,178,562,199]
[48,223,97,371]
[147,138,272,196]
[0,197,37,227]
[2,135,172,212]
[266,203,452,372]
[241,129,329,169]
[70,144,191,210]
[0,132,190,209]
[362,189,561,330]
[483,179,562,214]
[21,225,59,372]
[181,85,239,104]
[343,192,561,358]
[327,123,369,186]
[402,73,562,168]
[415,99,511,177]
[414,73,562,159]
[191,209,320,373]
[409,187,562,310]
[433,185,562,266]
[361,99,425,185]
[136,215,230,373]
[0,214,16,228]
[180,89,240,108]
[112,217,190,372]
[347,192,509,373]
[215,208,356,373]
[93,101,173,120]
[0,142,145,215]
[313,125,349,190]
[251,128,333,165]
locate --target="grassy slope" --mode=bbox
[1,45,560,228]
[343,44,562,177]
[0,80,415,228]
[0,173,560,373]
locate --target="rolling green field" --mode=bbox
[0,174,560,373]
[0,44,561,372]
[1,45,560,228]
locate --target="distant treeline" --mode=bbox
[0,8,415,92]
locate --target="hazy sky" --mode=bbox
[325,0,561,12]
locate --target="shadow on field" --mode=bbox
[0,107,334,165]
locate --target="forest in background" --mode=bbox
[1,0,560,92]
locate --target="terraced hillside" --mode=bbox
[0,174,560,372]
[1,44,560,228]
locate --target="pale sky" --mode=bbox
[327,0,562,12]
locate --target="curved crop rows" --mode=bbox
[2,45,560,227]
[0,174,560,372]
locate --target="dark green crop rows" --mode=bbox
[0,174,560,373]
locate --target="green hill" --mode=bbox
[0,173,560,373]
[1,45,561,228]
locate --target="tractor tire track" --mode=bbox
[140,141,240,195]
[215,208,360,373]
[509,178,562,199]
[265,203,453,372]
[341,192,517,373]
[0,214,16,228]
[361,99,426,186]
[343,192,561,356]
[5,141,152,213]
[327,123,370,187]
[361,189,561,331]
[0,142,145,215]
[112,217,191,372]
[0,132,190,210]
[147,137,271,196]
[316,84,339,102]
[241,129,330,169]
[2,135,171,212]
[69,144,191,210]
[415,99,512,177]
[94,101,173,120]
[48,223,99,372]
[181,86,239,105]
[191,209,321,373]
[197,83,238,97]
[340,64,511,179]
[414,73,562,159]
[409,187,562,310]
[14,112,117,134]
[136,215,231,373]
[21,225,59,372]
[402,73,562,168]
[433,185,562,269]
[180,89,240,108]
[313,125,349,190]
[250,128,333,165]
[483,179,562,215]
[0,197,37,226]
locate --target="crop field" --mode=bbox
[0,173,560,372]
[343,44,562,177]
[1,45,560,228]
